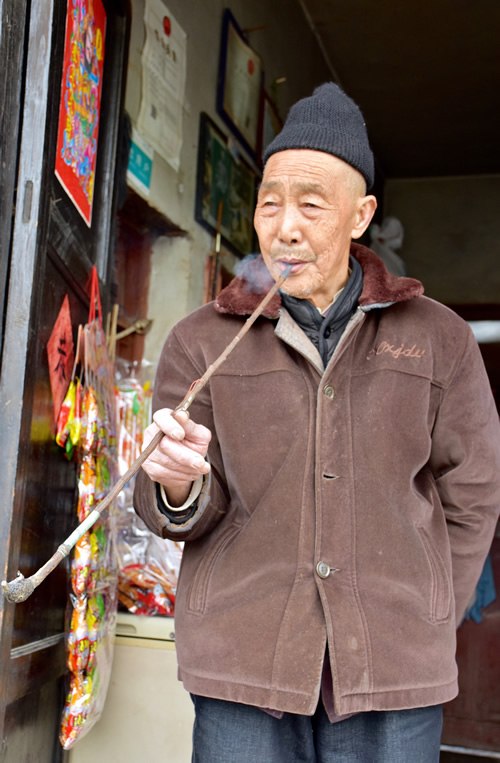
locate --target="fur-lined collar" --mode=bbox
[214,243,423,319]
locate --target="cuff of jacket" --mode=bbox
[155,477,203,524]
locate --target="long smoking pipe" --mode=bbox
[2,268,289,604]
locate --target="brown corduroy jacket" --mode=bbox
[134,244,500,716]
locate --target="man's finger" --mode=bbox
[153,408,186,441]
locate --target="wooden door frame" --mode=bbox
[0,0,29,361]
[0,3,56,695]
[0,0,130,749]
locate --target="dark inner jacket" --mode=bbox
[281,256,363,367]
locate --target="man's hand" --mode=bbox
[141,408,211,507]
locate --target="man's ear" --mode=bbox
[351,195,377,240]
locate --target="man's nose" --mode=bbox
[277,205,302,245]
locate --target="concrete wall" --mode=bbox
[383,175,500,305]
[125,0,331,362]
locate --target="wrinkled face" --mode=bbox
[254,150,376,310]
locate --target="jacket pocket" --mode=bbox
[416,527,453,623]
[186,524,240,614]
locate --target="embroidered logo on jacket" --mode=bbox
[367,341,426,360]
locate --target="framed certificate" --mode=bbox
[257,90,283,162]
[216,9,263,160]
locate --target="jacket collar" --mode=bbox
[214,243,424,320]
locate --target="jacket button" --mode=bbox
[316,560,332,579]
[323,385,335,399]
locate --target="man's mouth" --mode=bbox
[275,258,311,275]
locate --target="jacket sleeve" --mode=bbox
[429,325,500,625]
[133,325,231,542]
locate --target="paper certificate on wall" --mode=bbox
[217,10,263,159]
[54,0,106,227]
[137,0,187,171]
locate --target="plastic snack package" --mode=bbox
[60,672,93,750]
[114,361,184,618]
[60,582,117,750]
[55,380,76,449]
[71,534,93,598]
[59,315,119,750]
[66,595,90,675]
[55,378,82,460]
[118,561,176,617]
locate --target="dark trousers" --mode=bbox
[191,695,443,763]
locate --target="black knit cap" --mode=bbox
[263,82,374,189]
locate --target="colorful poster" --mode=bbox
[55,0,107,227]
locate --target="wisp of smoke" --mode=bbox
[234,254,275,294]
